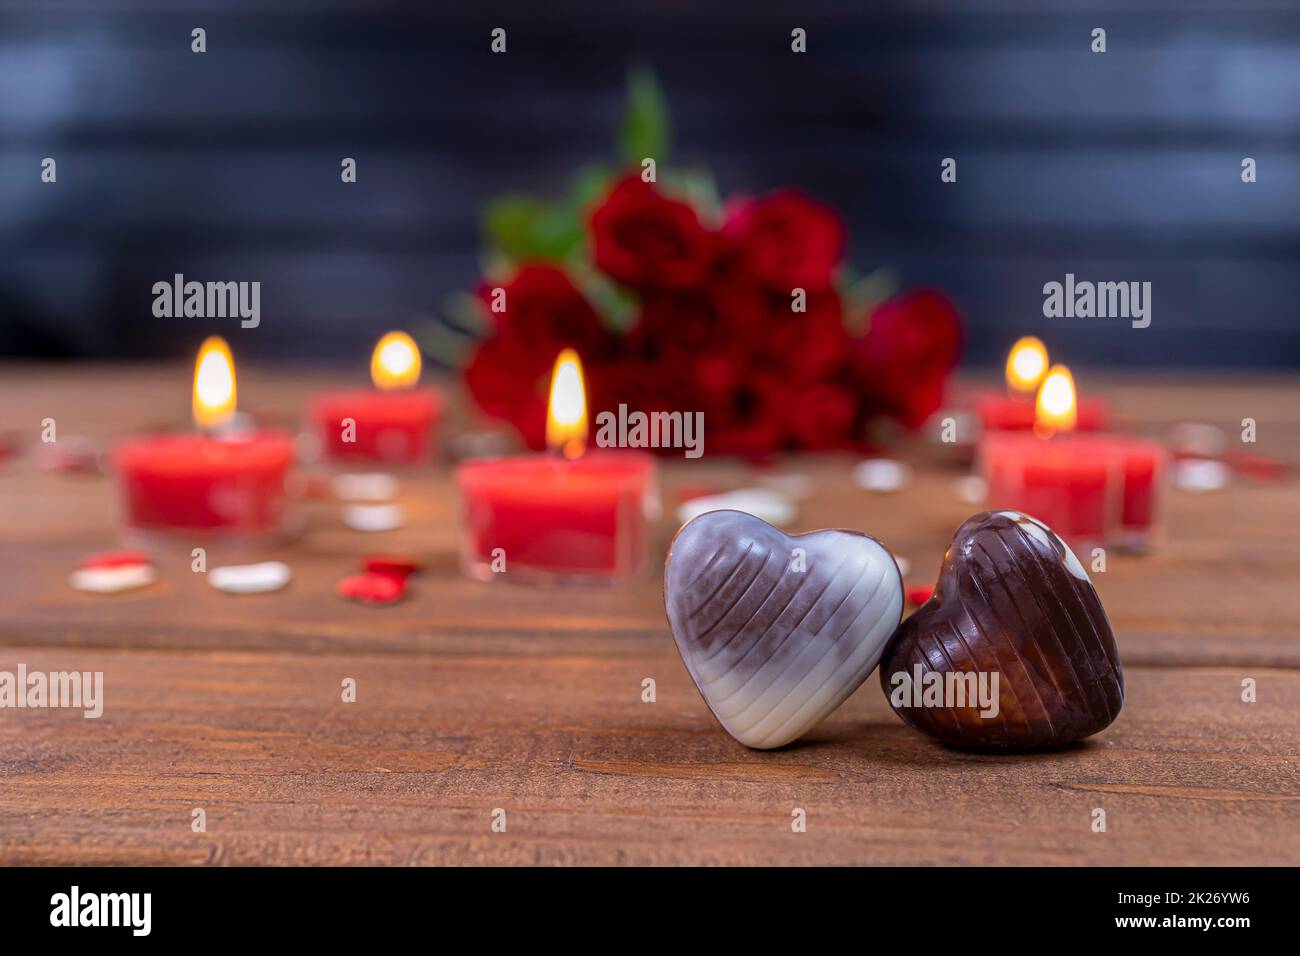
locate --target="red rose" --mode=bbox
[614,279,866,456]
[624,278,764,409]
[465,264,617,448]
[777,382,862,451]
[753,287,853,383]
[703,377,786,460]
[723,190,844,293]
[611,279,790,459]
[854,290,962,429]
[588,175,716,292]
[586,357,676,418]
[728,370,862,455]
[707,421,785,460]
[463,334,550,449]
[476,263,614,361]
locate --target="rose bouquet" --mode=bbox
[451,71,961,458]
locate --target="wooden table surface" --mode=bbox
[1,365,1297,866]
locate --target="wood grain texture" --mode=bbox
[0,367,1297,865]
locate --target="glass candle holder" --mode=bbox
[456,451,658,585]
[976,393,1111,433]
[1107,436,1168,553]
[979,432,1120,552]
[308,387,443,466]
[979,432,1168,553]
[113,430,297,545]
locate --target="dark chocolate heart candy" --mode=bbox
[665,510,904,749]
[880,510,1124,749]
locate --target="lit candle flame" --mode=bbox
[1034,364,1077,437]
[370,331,422,391]
[192,336,236,431]
[1005,336,1049,396]
[546,348,587,460]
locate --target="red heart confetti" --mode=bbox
[80,550,152,570]
[337,572,405,604]
[906,584,935,607]
[291,473,334,500]
[361,555,421,580]
[38,436,102,474]
[1226,451,1293,483]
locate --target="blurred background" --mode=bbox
[0,0,1297,368]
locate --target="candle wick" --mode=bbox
[559,439,586,461]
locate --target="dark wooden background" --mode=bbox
[0,0,1297,367]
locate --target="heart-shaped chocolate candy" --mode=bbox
[880,510,1124,749]
[665,510,904,749]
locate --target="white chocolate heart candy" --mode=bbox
[664,510,904,749]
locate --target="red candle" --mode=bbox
[116,431,295,533]
[456,349,658,583]
[1107,435,1167,551]
[981,432,1116,546]
[977,393,1109,433]
[309,331,444,464]
[113,337,296,537]
[311,388,442,463]
[973,337,1108,433]
[459,452,657,581]
[979,366,1166,550]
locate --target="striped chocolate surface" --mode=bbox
[665,510,904,749]
[880,510,1125,749]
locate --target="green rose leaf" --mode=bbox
[483,195,584,263]
[618,67,671,167]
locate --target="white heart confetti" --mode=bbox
[755,472,813,499]
[332,472,399,502]
[1167,422,1226,458]
[70,564,157,594]
[676,488,797,528]
[1175,459,1229,493]
[853,458,910,493]
[342,503,406,532]
[209,561,292,594]
[955,475,988,504]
